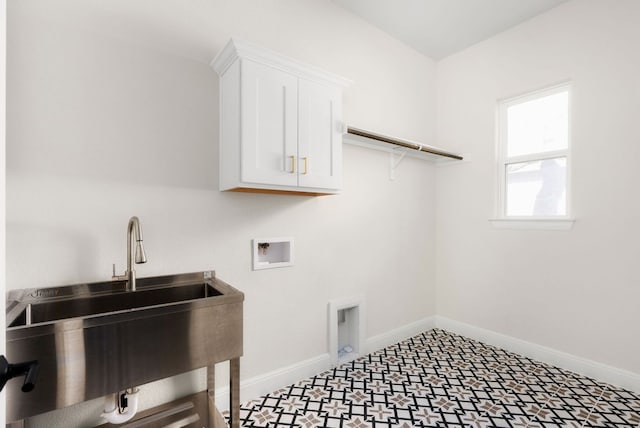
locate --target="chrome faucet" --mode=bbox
[112,216,148,291]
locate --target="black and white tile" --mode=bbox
[227,329,640,427]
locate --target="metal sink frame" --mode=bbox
[5,271,243,427]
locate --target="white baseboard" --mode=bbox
[215,353,331,411]
[366,316,436,354]
[215,315,639,411]
[213,316,436,410]
[435,316,640,394]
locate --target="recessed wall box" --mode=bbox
[252,237,294,270]
[328,297,366,366]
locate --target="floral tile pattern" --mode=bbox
[226,329,640,427]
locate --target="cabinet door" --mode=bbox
[298,79,343,190]
[241,60,298,187]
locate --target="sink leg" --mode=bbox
[230,358,240,428]
[207,364,216,428]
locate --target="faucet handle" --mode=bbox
[112,264,126,281]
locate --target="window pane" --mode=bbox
[507,90,568,157]
[506,157,567,216]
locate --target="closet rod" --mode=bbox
[346,127,463,160]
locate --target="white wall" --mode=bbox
[6,0,437,426]
[1,0,7,425]
[436,0,640,375]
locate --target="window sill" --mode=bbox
[489,218,575,230]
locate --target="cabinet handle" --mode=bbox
[302,157,309,175]
[289,155,296,173]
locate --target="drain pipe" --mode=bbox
[102,387,140,424]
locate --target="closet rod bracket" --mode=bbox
[389,148,408,180]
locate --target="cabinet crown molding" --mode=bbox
[211,38,351,88]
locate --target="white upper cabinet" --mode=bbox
[298,79,343,190]
[241,60,298,188]
[211,39,350,195]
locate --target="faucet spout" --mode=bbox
[126,216,147,291]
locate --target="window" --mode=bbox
[497,83,570,219]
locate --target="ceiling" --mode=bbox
[11,0,569,65]
[332,0,568,60]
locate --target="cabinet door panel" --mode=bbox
[241,60,298,186]
[298,80,342,190]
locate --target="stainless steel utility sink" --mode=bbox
[9,282,221,327]
[5,271,243,425]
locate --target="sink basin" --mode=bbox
[9,283,221,327]
[5,271,244,423]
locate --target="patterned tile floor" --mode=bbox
[228,329,640,427]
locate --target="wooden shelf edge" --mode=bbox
[224,187,337,197]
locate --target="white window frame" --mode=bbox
[492,82,574,230]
